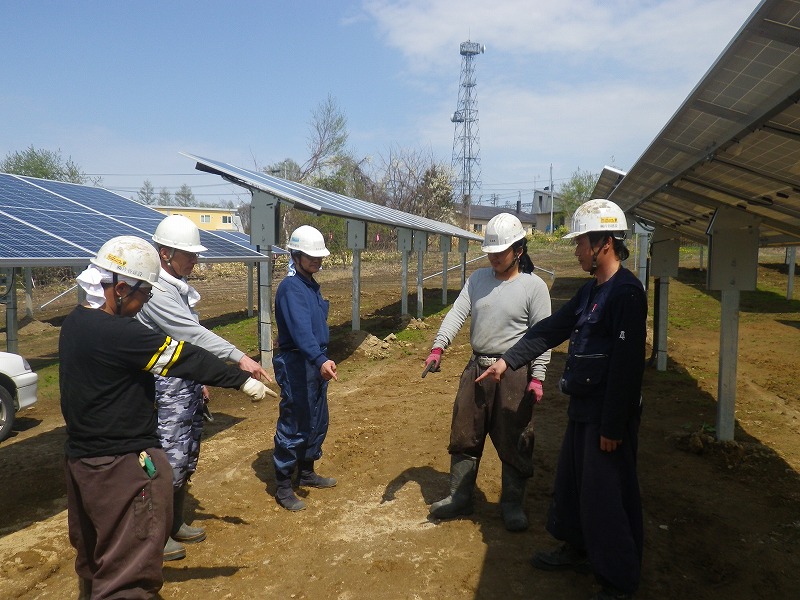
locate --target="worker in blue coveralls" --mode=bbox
[137,215,276,560]
[477,199,647,600]
[272,224,338,511]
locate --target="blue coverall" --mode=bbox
[272,272,331,479]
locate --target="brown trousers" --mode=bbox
[64,448,172,599]
[448,356,535,476]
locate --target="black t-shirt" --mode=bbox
[59,305,250,458]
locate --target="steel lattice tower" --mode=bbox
[451,40,485,224]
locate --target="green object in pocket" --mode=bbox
[138,451,156,478]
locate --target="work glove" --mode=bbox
[422,347,443,378]
[527,378,544,404]
[240,378,278,402]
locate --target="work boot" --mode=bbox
[78,577,92,600]
[275,473,306,511]
[298,461,337,488]
[172,484,206,543]
[429,454,479,519]
[499,462,529,532]
[163,537,186,561]
[530,542,590,572]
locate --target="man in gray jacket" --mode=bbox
[137,215,274,560]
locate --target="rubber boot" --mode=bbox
[78,577,92,600]
[429,454,479,519]
[163,536,186,561]
[275,473,306,511]
[172,484,206,543]
[298,461,337,488]
[500,462,529,532]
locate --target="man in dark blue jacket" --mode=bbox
[477,199,647,600]
[272,225,338,511]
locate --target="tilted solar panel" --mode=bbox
[0,173,267,266]
[209,230,289,255]
[183,153,483,242]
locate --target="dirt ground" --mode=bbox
[2,247,800,600]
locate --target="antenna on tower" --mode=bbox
[451,40,485,230]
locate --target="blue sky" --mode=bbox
[1,0,760,207]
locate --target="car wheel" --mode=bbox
[0,385,15,442]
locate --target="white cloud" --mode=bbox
[360,0,758,191]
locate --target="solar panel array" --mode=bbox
[0,173,267,267]
[211,229,289,255]
[183,153,484,242]
[606,1,800,246]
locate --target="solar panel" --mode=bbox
[210,230,289,255]
[182,153,484,242]
[0,173,267,267]
[606,1,800,246]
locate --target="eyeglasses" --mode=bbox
[129,281,154,301]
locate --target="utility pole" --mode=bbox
[549,164,554,234]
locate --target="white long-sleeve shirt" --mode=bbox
[433,268,552,380]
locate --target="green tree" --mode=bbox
[1,145,96,184]
[558,168,599,223]
[158,187,172,205]
[264,158,302,182]
[174,184,196,207]
[135,180,157,205]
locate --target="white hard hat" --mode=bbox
[481,213,526,253]
[287,225,330,257]
[152,215,208,253]
[562,199,628,240]
[91,236,166,290]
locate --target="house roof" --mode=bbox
[457,204,537,224]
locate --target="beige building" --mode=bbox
[152,206,241,231]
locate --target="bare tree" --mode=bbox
[377,145,454,221]
[298,94,349,182]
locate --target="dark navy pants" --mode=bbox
[272,351,329,479]
[546,416,643,594]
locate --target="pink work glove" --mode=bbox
[527,378,544,404]
[422,347,442,377]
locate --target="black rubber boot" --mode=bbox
[171,484,206,543]
[298,461,337,488]
[500,463,529,532]
[78,577,92,600]
[530,542,590,572]
[429,454,479,519]
[275,473,306,511]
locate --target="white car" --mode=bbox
[0,351,39,442]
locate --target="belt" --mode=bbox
[474,354,501,367]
